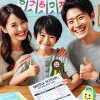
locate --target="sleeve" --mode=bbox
[64,56,77,78]
[14,61,29,76]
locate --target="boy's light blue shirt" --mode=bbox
[14,49,77,85]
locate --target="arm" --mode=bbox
[9,59,40,85]
[62,56,82,91]
[62,73,82,91]
[80,57,99,81]
[0,54,30,83]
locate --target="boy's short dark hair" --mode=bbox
[34,15,62,41]
[61,0,94,26]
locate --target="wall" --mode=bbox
[0,0,100,48]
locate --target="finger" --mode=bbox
[30,59,34,65]
[84,57,91,65]
[18,59,27,67]
[59,51,68,56]
[56,48,63,56]
[62,79,71,85]
[18,54,30,63]
[80,64,85,73]
[57,47,67,56]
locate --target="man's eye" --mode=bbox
[79,16,84,20]
[68,21,73,24]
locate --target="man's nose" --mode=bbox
[74,20,81,28]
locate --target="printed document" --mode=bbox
[29,74,78,100]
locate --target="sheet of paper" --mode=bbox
[77,93,100,100]
[29,73,78,100]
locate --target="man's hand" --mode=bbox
[80,57,99,81]
[57,47,68,56]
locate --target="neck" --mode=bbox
[37,49,54,57]
[81,31,100,45]
[12,41,22,51]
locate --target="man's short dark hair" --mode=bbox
[61,0,94,26]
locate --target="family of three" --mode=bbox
[0,0,99,91]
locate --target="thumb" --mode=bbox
[84,57,90,65]
[30,59,34,65]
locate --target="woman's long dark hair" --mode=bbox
[0,4,34,71]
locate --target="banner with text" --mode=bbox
[18,0,65,13]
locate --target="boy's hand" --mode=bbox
[27,59,40,77]
[57,47,68,56]
[12,54,30,74]
[80,57,99,81]
[62,79,74,91]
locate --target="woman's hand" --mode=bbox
[12,54,30,74]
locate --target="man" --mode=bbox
[61,0,100,84]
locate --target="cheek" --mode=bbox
[51,39,56,45]
[68,25,73,31]
[24,23,28,29]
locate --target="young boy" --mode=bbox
[10,15,82,90]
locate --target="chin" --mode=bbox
[75,32,88,39]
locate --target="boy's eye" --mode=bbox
[50,36,55,38]
[40,33,45,37]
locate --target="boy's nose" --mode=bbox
[44,36,49,42]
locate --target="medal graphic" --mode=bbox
[51,59,63,76]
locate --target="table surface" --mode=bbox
[0,85,100,100]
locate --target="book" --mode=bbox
[0,92,20,100]
[0,92,27,100]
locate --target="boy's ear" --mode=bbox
[1,26,8,33]
[91,11,95,21]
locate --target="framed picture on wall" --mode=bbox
[98,4,100,26]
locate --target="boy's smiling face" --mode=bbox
[35,28,57,51]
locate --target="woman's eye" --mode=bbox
[21,20,26,24]
[11,25,16,27]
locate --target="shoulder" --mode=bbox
[30,50,37,57]
[30,43,36,50]
[67,39,80,51]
